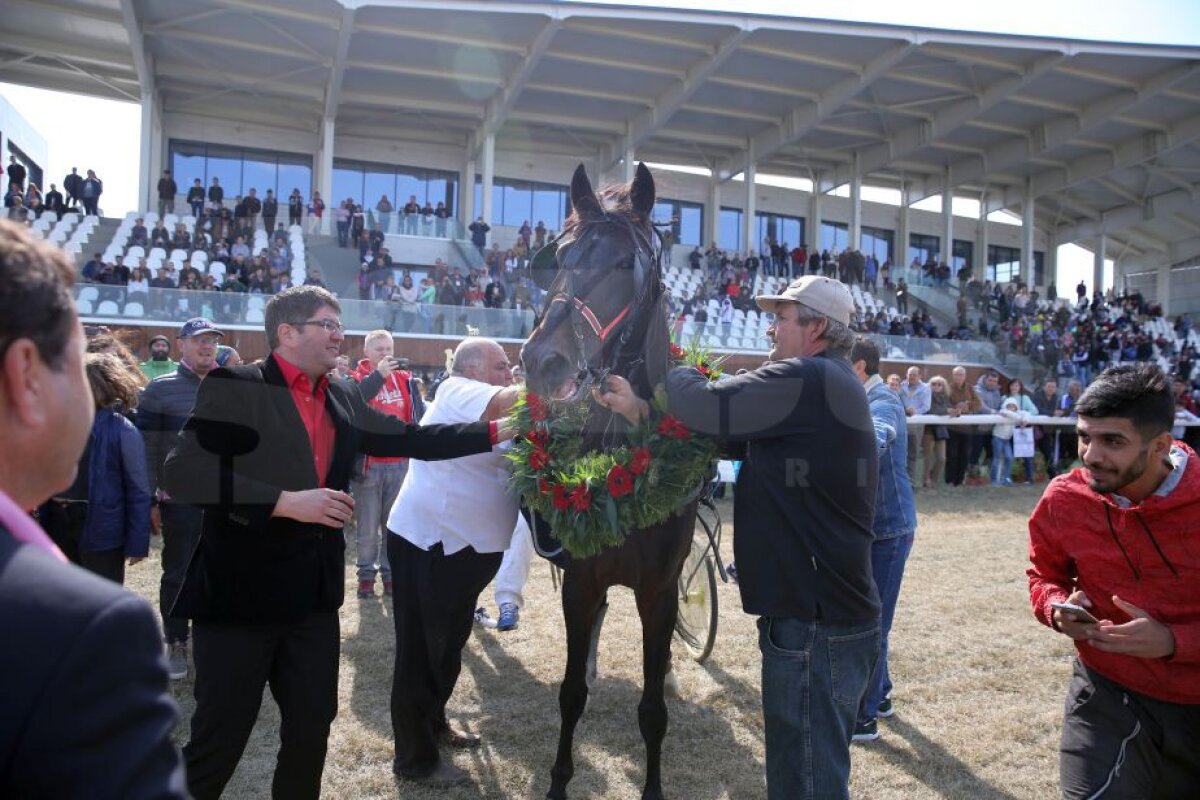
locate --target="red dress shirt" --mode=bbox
[273,353,335,488]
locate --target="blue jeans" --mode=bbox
[991,436,1013,484]
[759,616,880,800]
[350,461,407,582]
[858,533,914,725]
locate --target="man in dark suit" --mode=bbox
[164,285,508,800]
[0,219,188,799]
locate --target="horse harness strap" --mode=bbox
[572,297,632,343]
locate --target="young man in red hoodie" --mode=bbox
[349,330,424,598]
[1027,364,1199,799]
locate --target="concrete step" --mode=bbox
[75,217,122,269]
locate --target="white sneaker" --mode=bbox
[166,641,188,680]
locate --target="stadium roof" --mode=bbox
[3,0,1200,263]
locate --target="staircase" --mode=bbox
[74,216,122,269]
[305,234,364,297]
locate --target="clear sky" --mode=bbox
[5,0,1193,288]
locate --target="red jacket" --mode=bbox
[351,359,415,466]
[1027,442,1200,704]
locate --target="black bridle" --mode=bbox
[534,214,664,392]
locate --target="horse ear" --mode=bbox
[570,164,602,219]
[631,162,655,218]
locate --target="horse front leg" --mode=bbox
[635,584,679,800]
[547,576,605,800]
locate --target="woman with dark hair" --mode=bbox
[42,353,151,584]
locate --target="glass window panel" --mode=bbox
[821,222,848,251]
[653,201,675,229]
[332,167,362,206]
[719,207,741,251]
[241,159,275,199]
[908,233,940,267]
[679,204,701,246]
[363,170,396,209]
[531,189,562,231]
[755,213,770,249]
[502,183,528,227]
[172,151,206,188]
[396,173,423,209]
[277,163,311,199]
[490,184,505,223]
[206,155,242,198]
[782,219,801,249]
[427,176,449,210]
[1035,251,1045,286]
[952,239,974,273]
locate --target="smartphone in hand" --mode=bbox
[1052,602,1099,624]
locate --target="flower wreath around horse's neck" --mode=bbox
[506,344,722,558]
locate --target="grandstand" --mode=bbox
[2,1,1198,371]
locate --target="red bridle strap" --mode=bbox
[573,297,632,343]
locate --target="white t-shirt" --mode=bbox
[386,376,517,555]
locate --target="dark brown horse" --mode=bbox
[521,163,697,800]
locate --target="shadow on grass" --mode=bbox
[870,715,1022,800]
[459,628,763,800]
[342,594,396,738]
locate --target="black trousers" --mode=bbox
[1061,659,1200,799]
[945,432,972,486]
[160,503,203,643]
[184,611,339,800]
[80,546,125,585]
[387,534,502,778]
[40,500,86,564]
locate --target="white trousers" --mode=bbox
[493,513,534,609]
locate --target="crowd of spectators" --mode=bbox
[5,158,103,221]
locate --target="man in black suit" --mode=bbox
[164,284,508,800]
[0,219,188,799]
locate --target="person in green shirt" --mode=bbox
[139,335,178,381]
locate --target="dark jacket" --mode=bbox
[82,408,152,556]
[162,355,491,624]
[137,361,203,495]
[666,354,881,623]
[186,185,205,204]
[0,528,188,799]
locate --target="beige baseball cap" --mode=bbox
[756,275,854,326]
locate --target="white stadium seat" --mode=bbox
[95,300,120,316]
[123,302,145,317]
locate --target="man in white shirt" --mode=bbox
[899,366,931,484]
[385,337,520,788]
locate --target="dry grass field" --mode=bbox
[124,484,1076,799]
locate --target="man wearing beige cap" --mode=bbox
[597,275,881,799]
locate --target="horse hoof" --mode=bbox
[664,668,680,699]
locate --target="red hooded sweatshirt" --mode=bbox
[1028,442,1200,704]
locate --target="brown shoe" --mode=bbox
[397,759,469,788]
[437,726,482,749]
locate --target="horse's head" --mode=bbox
[521,162,664,402]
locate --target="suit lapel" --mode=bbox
[324,380,355,490]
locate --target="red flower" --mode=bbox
[538,478,551,495]
[669,343,686,360]
[552,484,570,511]
[656,414,692,441]
[527,393,549,421]
[629,447,652,475]
[607,464,634,499]
[527,427,548,448]
[569,484,592,513]
[529,447,550,470]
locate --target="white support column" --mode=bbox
[460,156,475,233]
[809,172,823,250]
[480,134,495,235]
[622,147,635,184]
[743,161,756,257]
[138,90,156,213]
[849,153,862,251]
[897,181,909,268]
[978,190,990,280]
[1093,235,1106,295]
[1022,176,1036,286]
[941,165,953,266]
[317,116,334,236]
[707,176,721,248]
[1046,238,1059,293]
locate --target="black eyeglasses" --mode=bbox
[294,319,345,334]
